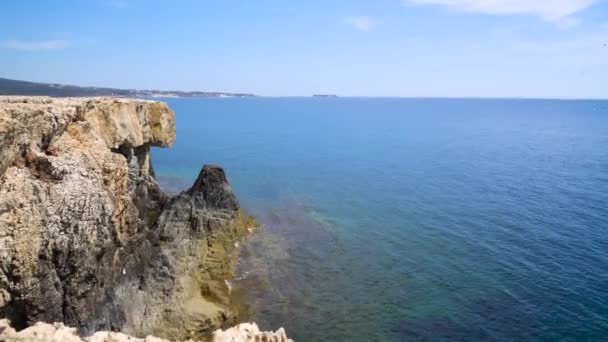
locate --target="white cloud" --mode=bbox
[0,39,69,51]
[404,0,598,22]
[345,16,375,31]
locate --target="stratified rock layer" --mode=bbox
[0,97,253,340]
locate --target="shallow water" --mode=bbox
[153,98,608,341]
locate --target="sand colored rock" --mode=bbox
[0,320,291,342]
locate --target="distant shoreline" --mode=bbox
[0,77,257,98]
[1,77,607,101]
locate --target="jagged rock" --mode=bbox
[0,320,291,342]
[0,97,255,340]
[213,323,293,342]
[189,165,239,211]
[0,319,168,341]
[0,319,82,342]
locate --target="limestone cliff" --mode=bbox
[0,97,255,340]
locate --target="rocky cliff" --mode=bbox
[0,97,258,340]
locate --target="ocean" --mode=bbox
[152,97,608,341]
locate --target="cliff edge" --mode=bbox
[0,97,262,340]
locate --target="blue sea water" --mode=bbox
[152,98,608,341]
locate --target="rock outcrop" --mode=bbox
[0,319,292,342]
[0,97,256,340]
[212,323,292,342]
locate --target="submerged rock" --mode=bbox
[0,97,257,340]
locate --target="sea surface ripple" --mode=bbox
[153,98,608,341]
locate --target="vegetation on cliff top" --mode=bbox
[0,77,257,98]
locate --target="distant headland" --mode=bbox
[0,77,257,98]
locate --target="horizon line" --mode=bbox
[2,76,607,102]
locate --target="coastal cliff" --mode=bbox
[0,97,272,340]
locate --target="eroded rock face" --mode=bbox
[0,97,253,340]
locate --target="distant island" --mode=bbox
[0,77,257,98]
[313,94,338,98]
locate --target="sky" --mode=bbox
[1,0,607,98]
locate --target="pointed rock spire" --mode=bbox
[189,164,239,211]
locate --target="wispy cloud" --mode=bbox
[345,16,375,31]
[0,39,69,51]
[404,0,598,24]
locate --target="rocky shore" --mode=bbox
[0,320,292,342]
[0,97,288,341]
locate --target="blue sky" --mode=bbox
[1,0,607,98]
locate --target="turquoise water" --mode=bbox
[152,98,608,341]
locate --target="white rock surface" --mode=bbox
[0,320,292,342]
[213,323,293,342]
